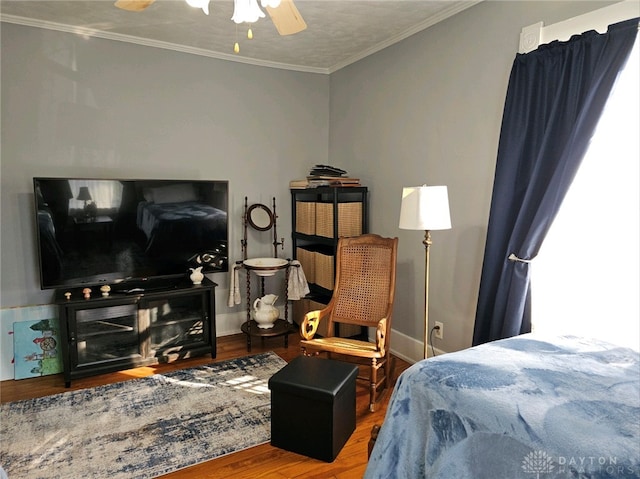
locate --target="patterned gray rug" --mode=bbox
[0,352,287,479]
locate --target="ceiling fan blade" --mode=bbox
[114,0,155,12]
[266,0,307,36]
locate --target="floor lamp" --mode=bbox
[399,185,451,359]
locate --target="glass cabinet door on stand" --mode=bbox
[70,300,141,371]
[141,288,214,361]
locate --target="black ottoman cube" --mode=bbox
[268,355,359,462]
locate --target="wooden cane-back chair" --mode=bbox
[300,234,398,412]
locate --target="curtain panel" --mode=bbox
[473,18,639,346]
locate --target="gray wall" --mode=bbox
[1,1,611,361]
[1,23,329,335]
[329,1,613,356]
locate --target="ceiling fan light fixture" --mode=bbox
[232,0,266,24]
[185,0,210,15]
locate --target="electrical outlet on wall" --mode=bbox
[434,321,444,340]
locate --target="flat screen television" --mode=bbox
[33,177,228,290]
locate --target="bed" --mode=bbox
[136,183,227,254]
[365,334,640,479]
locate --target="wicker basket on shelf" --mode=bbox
[295,247,316,284]
[295,201,316,235]
[314,251,335,290]
[315,202,362,238]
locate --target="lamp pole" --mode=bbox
[422,230,432,360]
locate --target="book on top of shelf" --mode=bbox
[291,176,361,189]
[309,165,347,177]
[307,176,359,182]
[290,179,310,188]
[309,177,361,187]
[329,179,361,186]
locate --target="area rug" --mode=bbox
[0,352,287,479]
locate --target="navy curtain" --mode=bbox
[473,18,638,346]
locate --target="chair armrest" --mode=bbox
[300,308,329,340]
[375,317,387,356]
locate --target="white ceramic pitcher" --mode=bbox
[253,294,279,329]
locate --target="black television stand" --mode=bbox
[55,278,217,387]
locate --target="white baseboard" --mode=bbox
[386,328,446,365]
[215,310,246,337]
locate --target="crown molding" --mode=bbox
[2,1,482,75]
[0,14,330,74]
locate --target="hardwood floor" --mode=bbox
[1,332,411,478]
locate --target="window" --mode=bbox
[532,37,639,351]
[68,179,124,211]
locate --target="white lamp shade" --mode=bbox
[399,185,452,231]
[232,0,266,24]
[185,0,210,15]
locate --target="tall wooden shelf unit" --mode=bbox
[290,186,368,337]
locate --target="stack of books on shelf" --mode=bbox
[289,165,361,189]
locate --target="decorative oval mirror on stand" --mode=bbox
[246,203,274,231]
[241,196,284,260]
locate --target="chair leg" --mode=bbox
[368,424,381,458]
[384,355,394,390]
[369,360,378,412]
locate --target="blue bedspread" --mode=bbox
[365,335,640,479]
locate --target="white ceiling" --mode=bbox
[0,0,480,73]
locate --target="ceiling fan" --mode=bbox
[113,0,307,36]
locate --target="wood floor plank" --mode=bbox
[1,332,410,478]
